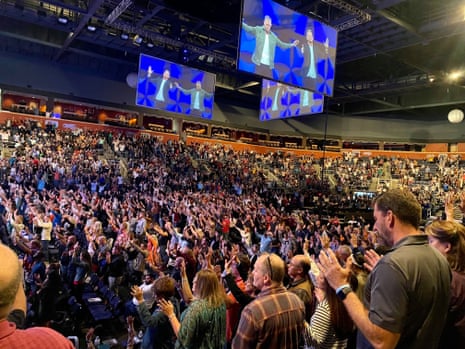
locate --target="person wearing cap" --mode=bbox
[0,243,74,348]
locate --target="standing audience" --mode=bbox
[0,122,464,349]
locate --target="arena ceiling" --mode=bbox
[1,0,465,120]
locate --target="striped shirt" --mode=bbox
[232,285,305,349]
[303,299,348,349]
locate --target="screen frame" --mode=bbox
[136,54,216,120]
[259,78,324,121]
[237,0,337,96]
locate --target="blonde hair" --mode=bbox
[194,269,226,308]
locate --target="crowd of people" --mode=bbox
[0,119,464,349]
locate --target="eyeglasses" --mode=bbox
[266,254,273,281]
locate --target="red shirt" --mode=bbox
[222,217,230,234]
[0,320,75,349]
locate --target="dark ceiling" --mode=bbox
[2,0,465,120]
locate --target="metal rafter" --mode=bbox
[105,0,133,25]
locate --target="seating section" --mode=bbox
[82,274,123,323]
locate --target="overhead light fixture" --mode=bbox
[120,33,129,40]
[206,56,214,63]
[448,108,464,123]
[57,9,68,24]
[87,20,96,32]
[449,70,463,81]
[133,34,143,45]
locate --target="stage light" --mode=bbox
[120,33,129,40]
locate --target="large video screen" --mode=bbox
[136,54,216,119]
[238,0,337,96]
[260,78,324,121]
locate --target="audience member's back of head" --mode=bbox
[154,276,176,300]
[0,243,22,319]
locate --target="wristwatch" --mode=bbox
[336,285,352,301]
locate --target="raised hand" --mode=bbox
[364,249,382,272]
[130,285,143,302]
[317,248,352,291]
[158,298,175,317]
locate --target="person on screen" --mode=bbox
[138,65,157,107]
[286,86,314,114]
[153,69,176,109]
[175,80,213,117]
[260,81,284,120]
[300,28,325,91]
[242,15,299,74]
[270,82,284,113]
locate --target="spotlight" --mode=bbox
[146,42,154,48]
[180,47,189,62]
[120,33,129,40]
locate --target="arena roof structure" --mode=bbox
[1,0,465,121]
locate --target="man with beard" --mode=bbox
[318,189,451,349]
